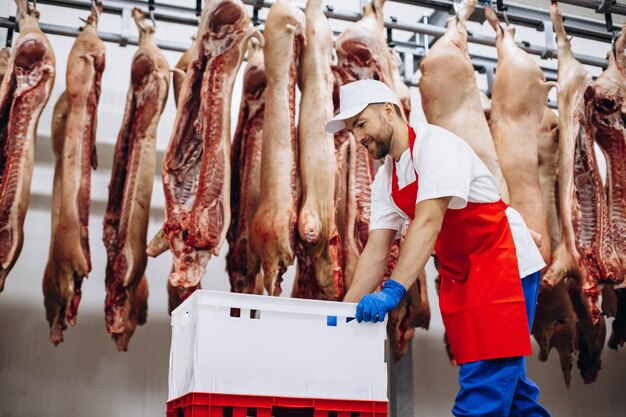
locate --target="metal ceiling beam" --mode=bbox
[18,0,609,67]
[256,0,610,68]
[38,0,199,15]
[0,16,190,52]
[36,0,199,25]
[557,0,626,15]
[0,0,609,87]
[384,17,607,67]
[394,0,620,41]
[32,0,623,43]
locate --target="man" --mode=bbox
[325,79,550,417]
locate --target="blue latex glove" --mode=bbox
[356,279,407,323]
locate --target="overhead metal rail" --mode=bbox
[1,0,610,67]
[557,0,626,15]
[36,0,200,25]
[0,15,190,52]
[34,0,626,41]
[397,0,624,41]
[0,0,611,101]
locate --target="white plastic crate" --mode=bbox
[168,290,388,402]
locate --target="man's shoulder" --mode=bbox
[416,123,465,144]
[411,123,470,156]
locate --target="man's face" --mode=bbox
[345,104,393,160]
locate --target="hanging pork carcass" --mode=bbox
[543,4,623,324]
[102,8,169,351]
[532,104,579,387]
[419,0,509,202]
[290,0,343,301]
[161,0,261,292]
[485,5,555,264]
[0,0,55,291]
[249,0,305,296]
[226,38,266,296]
[43,3,103,345]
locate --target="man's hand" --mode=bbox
[356,279,407,322]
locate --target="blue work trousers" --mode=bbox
[451,271,551,417]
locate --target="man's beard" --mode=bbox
[365,118,393,159]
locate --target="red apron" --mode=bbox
[390,126,531,364]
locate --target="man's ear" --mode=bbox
[384,102,395,119]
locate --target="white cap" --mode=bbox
[325,79,400,133]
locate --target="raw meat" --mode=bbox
[226,38,266,296]
[172,36,196,106]
[585,31,626,286]
[294,0,342,300]
[544,4,622,323]
[249,0,304,296]
[43,3,103,345]
[0,48,9,84]
[532,279,578,387]
[102,8,169,351]
[0,0,55,291]
[419,0,509,202]
[486,6,554,263]
[162,0,261,289]
[537,107,561,249]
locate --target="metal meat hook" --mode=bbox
[148,0,157,28]
[611,29,619,56]
[5,16,14,48]
[91,0,101,23]
[452,0,461,16]
[149,9,157,28]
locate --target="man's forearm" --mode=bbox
[343,230,395,302]
[389,207,444,290]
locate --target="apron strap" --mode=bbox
[391,126,417,192]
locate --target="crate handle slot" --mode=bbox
[230,307,262,320]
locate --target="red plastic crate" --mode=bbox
[166,392,388,417]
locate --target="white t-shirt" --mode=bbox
[369,123,546,278]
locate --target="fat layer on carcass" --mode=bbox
[388,49,410,121]
[172,36,196,107]
[0,48,9,85]
[537,107,561,249]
